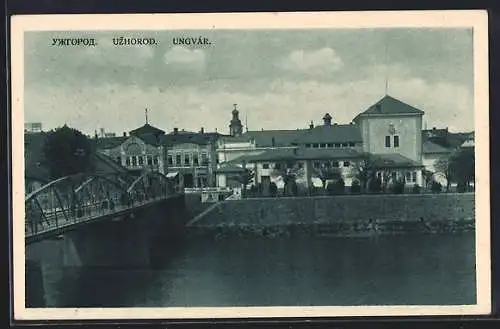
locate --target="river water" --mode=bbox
[44,232,476,307]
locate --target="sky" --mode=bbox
[24,28,474,135]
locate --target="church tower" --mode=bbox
[229,104,243,137]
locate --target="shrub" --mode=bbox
[351,180,361,194]
[456,181,467,193]
[327,179,345,195]
[430,181,442,193]
[390,180,405,194]
[269,182,278,197]
[412,184,421,194]
[368,177,381,193]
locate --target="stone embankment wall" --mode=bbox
[187,193,475,237]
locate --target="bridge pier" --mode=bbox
[25,194,188,307]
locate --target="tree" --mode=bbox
[43,125,95,179]
[314,164,342,190]
[235,160,255,199]
[350,153,378,193]
[433,157,453,192]
[449,147,475,191]
[422,169,434,191]
[271,161,302,196]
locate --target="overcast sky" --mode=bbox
[24,28,474,135]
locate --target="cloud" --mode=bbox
[279,47,343,75]
[163,46,206,70]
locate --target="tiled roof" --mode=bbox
[162,132,220,146]
[93,152,130,174]
[371,153,423,169]
[94,136,127,149]
[228,147,362,163]
[221,129,307,147]
[294,124,362,144]
[422,140,453,155]
[421,129,471,149]
[129,123,165,136]
[354,95,424,121]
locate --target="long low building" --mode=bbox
[215,94,473,191]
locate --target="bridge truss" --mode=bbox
[25,171,178,240]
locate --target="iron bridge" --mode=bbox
[25,171,181,244]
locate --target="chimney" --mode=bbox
[309,121,314,129]
[173,127,179,134]
[200,127,204,134]
[323,113,332,126]
[123,132,126,137]
[271,137,276,147]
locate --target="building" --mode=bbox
[163,127,221,188]
[24,131,130,194]
[24,122,43,134]
[96,123,167,175]
[216,95,472,191]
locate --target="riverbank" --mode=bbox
[186,193,475,238]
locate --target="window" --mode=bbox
[327,143,333,148]
[138,156,144,166]
[324,161,331,168]
[342,143,348,147]
[201,153,208,166]
[333,161,339,167]
[305,143,311,148]
[334,143,341,148]
[147,156,153,165]
[412,172,417,182]
[131,156,137,166]
[313,161,320,168]
[153,157,159,165]
[176,154,181,166]
[343,161,350,167]
[126,157,131,166]
[385,136,391,147]
[193,154,199,166]
[320,143,326,148]
[262,163,269,169]
[394,135,400,148]
[116,157,121,163]
[167,155,172,165]
[184,154,190,166]
[312,143,319,148]
[349,142,355,147]
[405,172,411,182]
[274,163,281,170]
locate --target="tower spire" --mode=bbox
[245,112,248,132]
[145,108,149,124]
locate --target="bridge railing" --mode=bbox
[25,171,183,239]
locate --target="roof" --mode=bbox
[220,129,307,147]
[422,140,453,155]
[228,147,362,163]
[354,95,424,121]
[162,132,221,146]
[129,123,165,136]
[294,124,362,144]
[461,140,475,148]
[421,129,472,150]
[371,153,424,169]
[93,152,130,174]
[94,136,127,149]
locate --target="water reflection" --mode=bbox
[48,232,476,307]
